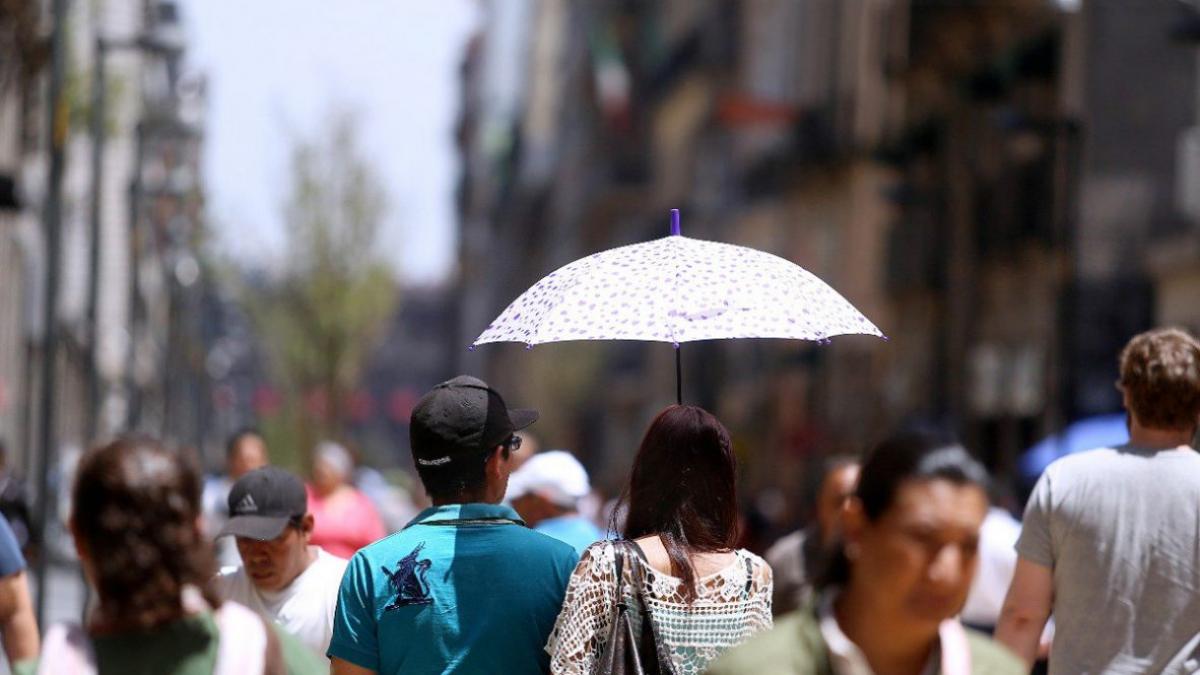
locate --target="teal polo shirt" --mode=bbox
[328,503,579,674]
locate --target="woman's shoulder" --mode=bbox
[736,548,774,582]
[570,540,618,577]
[736,547,770,567]
[580,538,617,561]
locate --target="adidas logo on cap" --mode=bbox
[234,494,258,514]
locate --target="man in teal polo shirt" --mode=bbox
[329,376,579,675]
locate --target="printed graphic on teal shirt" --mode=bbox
[327,503,580,675]
[382,542,434,610]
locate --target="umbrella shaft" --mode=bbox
[675,345,682,405]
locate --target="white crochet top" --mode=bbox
[546,539,774,675]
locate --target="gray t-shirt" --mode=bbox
[1018,444,1200,674]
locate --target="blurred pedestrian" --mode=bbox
[0,440,33,556]
[22,436,321,674]
[765,455,860,616]
[546,404,773,674]
[328,376,578,674]
[708,430,1023,675]
[997,327,1200,673]
[0,512,38,668]
[203,428,270,567]
[960,504,1021,632]
[508,450,606,554]
[213,466,349,657]
[354,465,418,534]
[510,429,539,469]
[306,441,385,558]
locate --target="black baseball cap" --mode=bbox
[218,466,307,541]
[410,375,538,468]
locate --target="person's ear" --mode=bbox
[485,445,507,479]
[300,513,315,536]
[69,515,89,565]
[841,496,867,552]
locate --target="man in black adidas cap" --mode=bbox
[328,376,579,675]
[212,465,349,657]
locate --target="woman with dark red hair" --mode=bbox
[545,405,773,674]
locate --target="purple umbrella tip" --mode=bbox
[881,334,890,342]
[673,341,680,349]
[525,343,533,351]
[467,344,476,352]
[670,209,681,236]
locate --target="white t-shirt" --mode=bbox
[960,507,1021,627]
[1018,444,1200,674]
[202,476,242,569]
[214,546,348,657]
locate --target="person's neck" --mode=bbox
[276,546,319,590]
[1128,420,1196,450]
[431,494,496,507]
[315,482,347,499]
[90,605,188,636]
[834,583,938,675]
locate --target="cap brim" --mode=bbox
[217,515,291,541]
[509,408,538,430]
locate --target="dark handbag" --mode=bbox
[593,540,678,675]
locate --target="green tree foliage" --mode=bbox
[246,111,397,468]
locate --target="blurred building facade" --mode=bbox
[0,0,214,478]
[454,0,1198,523]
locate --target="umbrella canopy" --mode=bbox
[473,210,884,404]
[474,214,884,347]
[1018,413,1128,480]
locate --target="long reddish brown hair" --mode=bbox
[621,405,739,600]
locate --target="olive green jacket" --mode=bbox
[706,605,1024,675]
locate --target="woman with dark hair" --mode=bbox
[707,430,1024,675]
[18,436,321,675]
[546,405,773,674]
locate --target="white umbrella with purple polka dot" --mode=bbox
[473,209,885,402]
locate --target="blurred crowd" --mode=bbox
[0,326,1194,674]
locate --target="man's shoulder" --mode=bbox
[507,522,581,563]
[352,522,577,563]
[348,529,421,563]
[1048,445,1200,481]
[306,551,350,589]
[314,550,350,572]
[1051,446,1124,470]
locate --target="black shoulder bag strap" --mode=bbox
[594,541,647,675]
[625,540,679,675]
